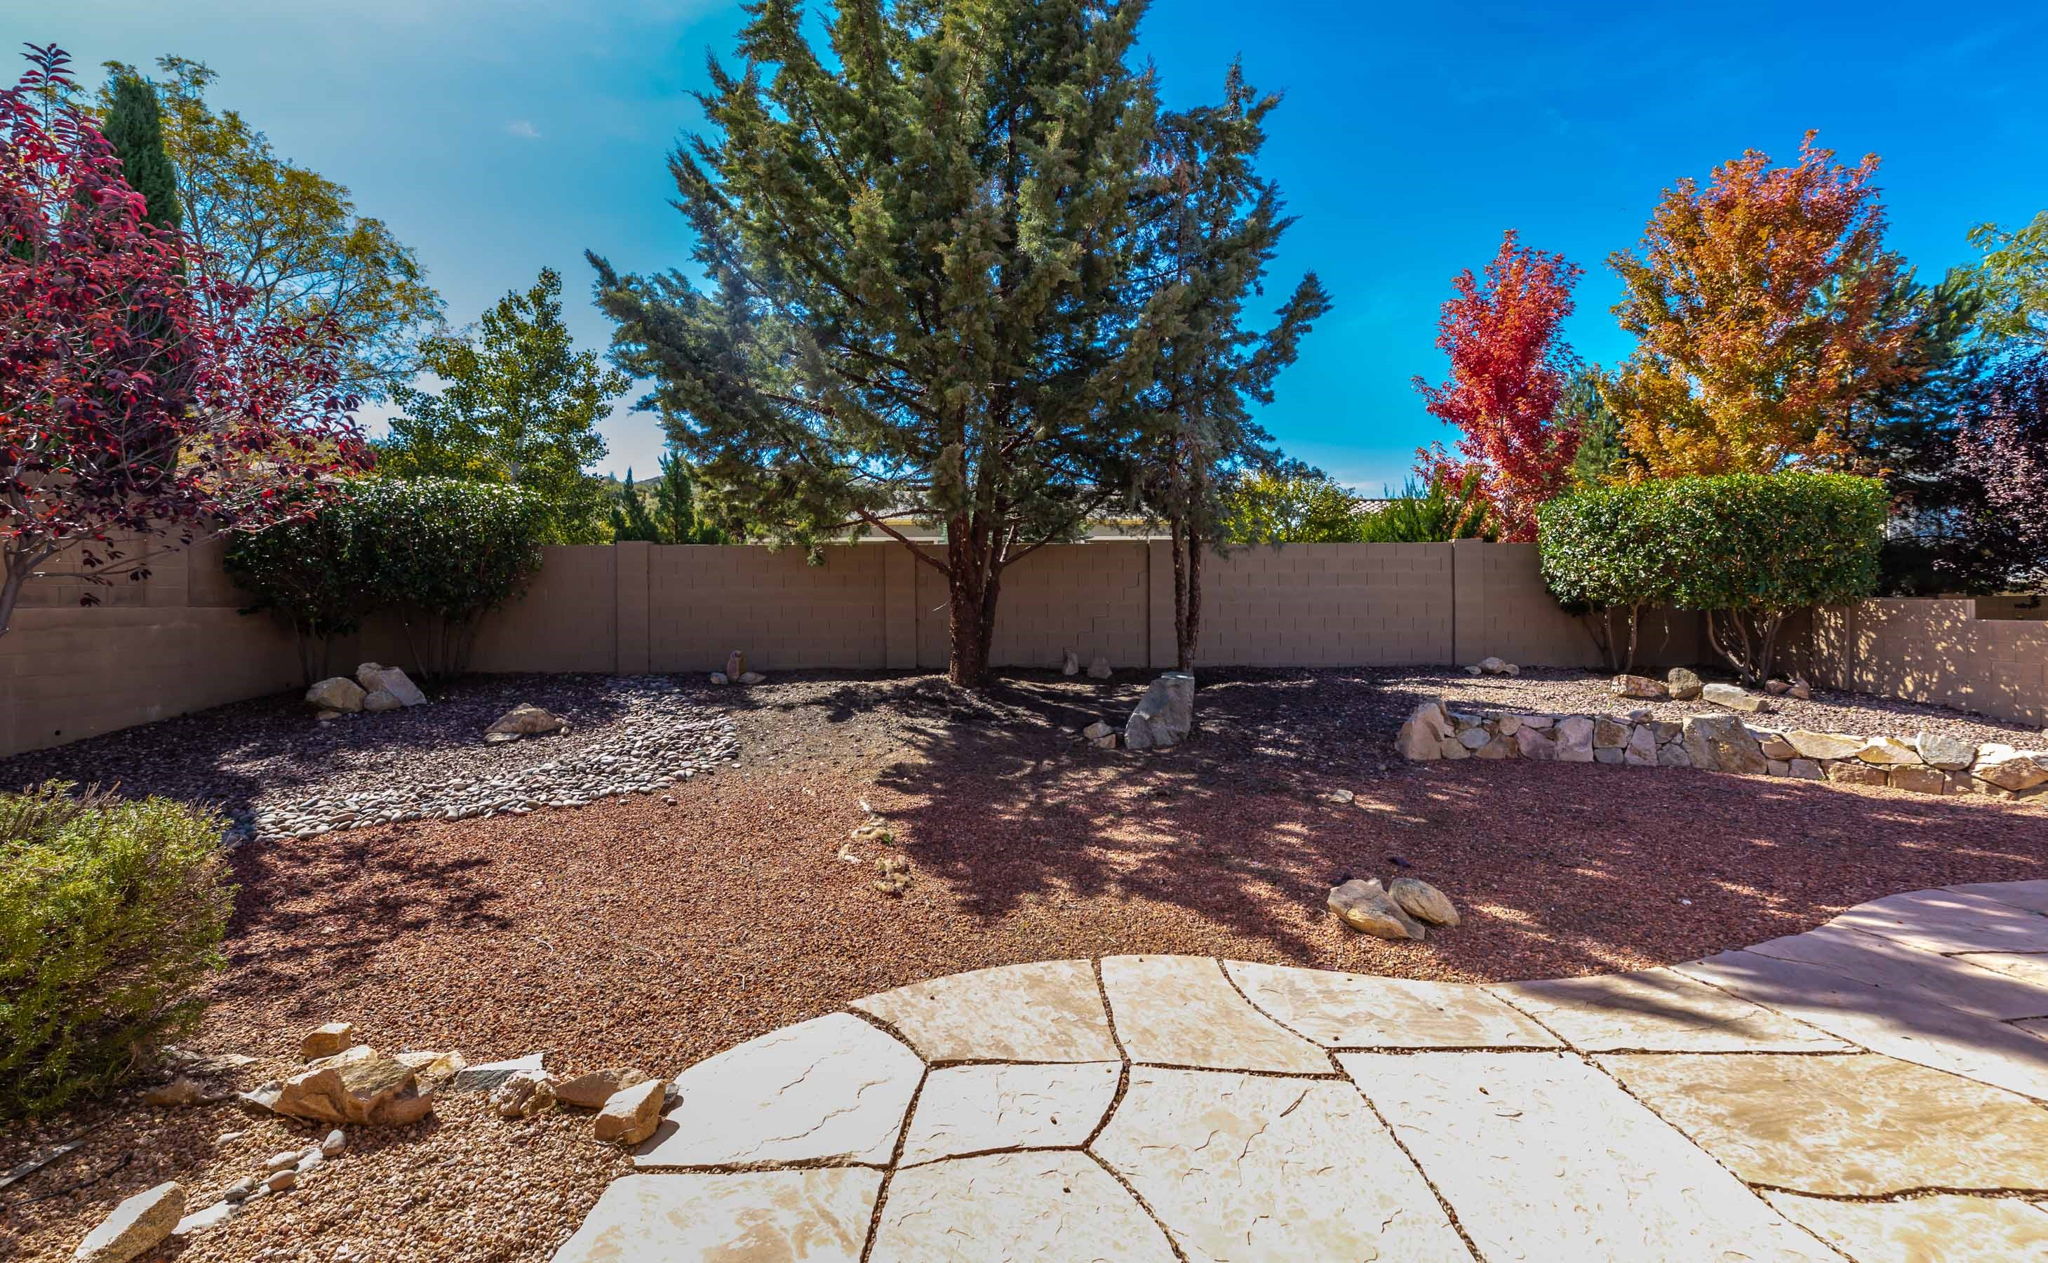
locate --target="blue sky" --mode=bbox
[32,1,2048,489]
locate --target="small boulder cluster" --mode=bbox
[1613,667,1806,710]
[1465,656,1520,677]
[1397,697,2048,800]
[487,1064,669,1146]
[1077,671,1194,752]
[709,649,766,685]
[1061,648,1115,680]
[1328,875,1460,942]
[304,662,427,719]
[238,1022,445,1128]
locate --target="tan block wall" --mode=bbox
[1796,599,2048,726]
[650,544,890,672]
[1196,542,1455,666]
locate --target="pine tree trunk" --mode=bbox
[944,521,999,690]
[1173,522,1203,671]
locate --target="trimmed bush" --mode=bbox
[1540,473,1885,682]
[0,783,235,1119]
[225,477,550,678]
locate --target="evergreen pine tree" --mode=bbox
[610,469,662,542]
[592,0,1192,688]
[102,72,181,231]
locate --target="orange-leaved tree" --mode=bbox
[1412,230,1583,541]
[1606,133,1920,477]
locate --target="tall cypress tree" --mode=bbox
[103,73,181,231]
[591,0,1179,689]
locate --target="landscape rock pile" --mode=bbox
[1397,696,2048,800]
[1123,672,1194,751]
[249,677,738,840]
[305,662,429,718]
[1328,875,1460,941]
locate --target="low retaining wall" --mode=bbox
[1395,699,2048,802]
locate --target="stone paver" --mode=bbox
[638,1013,922,1168]
[1489,966,1847,1052]
[1761,1191,2048,1263]
[1226,959,1557,1048]
[867,1151,1176,1262]
[852,959,1119,1063]
[897,1061,1119,1166]
[1676,948,2048,1101]
[553,1170,880,1263]
[1098,955,1328,1072]
[1744,923,2048,1020]
[1341,1051,1836,1261]
[1603,1052,2048,1195]
[558,883,2048,1260]
[1092,1066,1468,1262]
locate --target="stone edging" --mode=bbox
[1395,699,2048,800]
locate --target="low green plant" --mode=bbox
[0,783,235,1119]
[1540,472,1885,681]
[1356,474,1495,543]
[224,477,550,679]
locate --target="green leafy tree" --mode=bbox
[591,0,1185,688]
[380,268,626,542]
[1355,474,1495,544]
[1132,66,1329,669]
[1221,470,1363,542]
[100,57,442,402]
[1970,211,2048,347]
[101,72,179,230]
[611,452,728,544]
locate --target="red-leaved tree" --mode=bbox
[1,45,368,636]
[1412,230,1583,541]
[1954,353,2048,593]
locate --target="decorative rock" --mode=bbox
[1681,713,1767,775]
[262,1169,296,1193]
[1612,674,1667,700]
[221,1178,257,1204]
[593,1078,667,1146]
[556,1067,651,1110]
[1469,656,1519,676]
[1623,724,1659,766]
[1437,737,1470,760]
[1785,730,1869,761]
[1085,655,1112,680]
[1123,672,1194,751]
[1389,877,1459,927]
[1788,678,1813,700]
[707,671,728,685]
[737,671,765,685]
[355,663,427,707]
[1515,725,1558,760]
[1767,759,1791,776]
[1764,678,1792,696]
[484,703,567,744]
[1914,732,1979,771]
[1555,716,1595,763]
[171,1201,235,1236]
[449,1053,545,1094]
[73,1181,184,1263]
[1665,667,1704,700]
[392,1050,466,1086]
[361,688,403,713]
[300,1022,356,1061]
[1856,736,1924,766]
[724,650,746,680]
[490,1068,557,1119]
[1701,682,1769,714]
[276,1049,435,1126]
[304,677,364,713]
[1474,734,1515,759]
[1888,765,1949,795]
[1456,726,1491,750]
[320,1129,346,1157]
[1394,701,1452,761]
[1657,742,1692,768]
[1593,718,1630,749]
[1328,878,1426,941]
[1788,758,1824,780]
[1971,746,2048,793]
[1593,746,1625,764]
[1755,731,1797,760]
[1060,648,1079,676]
[263,1149,301,1171]
[142,1076,204,1107]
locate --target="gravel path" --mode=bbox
[4,668,2044,1261]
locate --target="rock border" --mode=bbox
[1395,700,2048,800]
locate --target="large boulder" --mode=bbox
[1327,878,1425,941]
[355,663,427,707]
[1915,733,1980,771]
[73,1182,184,1263]
[305,677,364,713]
[274,1047,435,1126]
[1665,667,1705,701]
[1972,746,2048,794]
[1124,672,1194,751]
[1612,674,1667,701]
[1389,877,1459,927]
[1681,713,1767,775]
[1395,701,1453,761]
[1700,682,1769,714]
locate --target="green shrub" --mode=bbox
[0,784,235,1119]
[225,477,550,679]
[1539,472,1885,682]
[1356,474,1495,543]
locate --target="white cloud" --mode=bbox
[505,119,541,139]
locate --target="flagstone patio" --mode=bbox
[554,882,2048,1262]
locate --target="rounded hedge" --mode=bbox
[0,783,235,1119]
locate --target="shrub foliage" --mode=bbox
[1541,473,1885,681]
[225,477,549,678]
[0,783,235,1119]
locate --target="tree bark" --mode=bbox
[945,519,996,689]
[1172,521,1203,671]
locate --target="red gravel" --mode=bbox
[5,670,2045,1262]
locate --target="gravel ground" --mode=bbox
[5,667,2045,1261]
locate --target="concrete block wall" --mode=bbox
[1799,599,2048,727]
